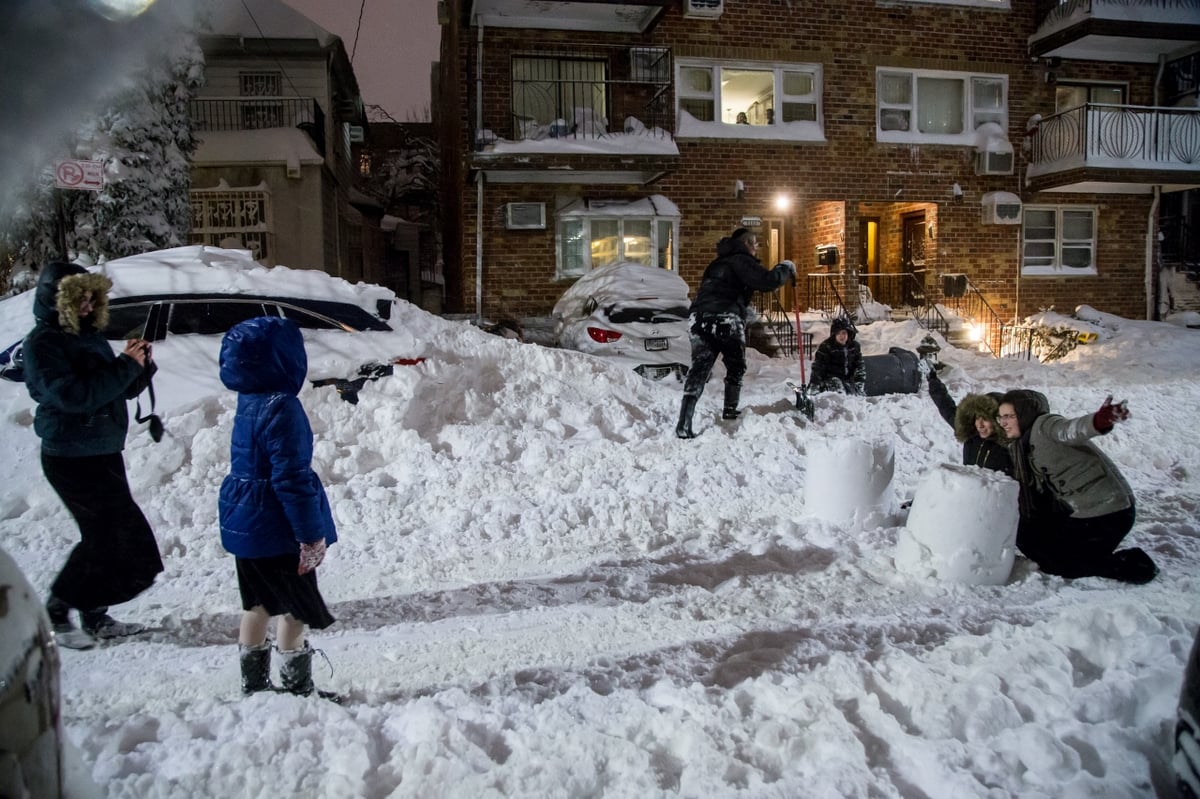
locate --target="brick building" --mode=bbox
[437,0,1200,350]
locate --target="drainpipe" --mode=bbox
[475,24,485,324]
[1148,186,1160,320]
[476,171,484,324]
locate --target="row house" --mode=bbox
[438,0,1200,353]
[190,0,377,284]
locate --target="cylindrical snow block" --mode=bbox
[804,437,894,522]
[894,463,1019,585]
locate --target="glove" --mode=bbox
[297,539,327,575]
[1092,395,1129,432]
[777,260,797,280]
[851,381,866,397]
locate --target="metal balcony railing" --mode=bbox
[504,44,673,144]
[190,97,326,157]
[1029,103,1200,172]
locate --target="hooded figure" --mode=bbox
[675,228,795,438]
[926,370,1012,475]
[218,316,337,697]
[23,261,162,649]
[809,316,866,395]
[997,388,1156,584]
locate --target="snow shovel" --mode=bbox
[788,279,815,421]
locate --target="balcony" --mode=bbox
[1029,0,1200,62]
[190,97,326,158]
[1026,103,1200,192]
[465,0,669,33]
[471,43,679,185]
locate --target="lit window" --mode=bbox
[555,198,680,279]
[877,68,1008,144]
[1022,206,1097,275]
[676,60,821,133]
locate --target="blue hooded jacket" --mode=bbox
[218,316,337,558]
[24,262,147,456]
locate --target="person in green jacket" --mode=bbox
[23,262,163,649]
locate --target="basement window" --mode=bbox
[555,196,680,280]
[1021,206,1097,276]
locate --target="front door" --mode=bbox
[902,212,927,307]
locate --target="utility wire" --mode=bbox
[239,0,303,99]
[351,0,367,63]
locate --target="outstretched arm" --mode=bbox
[925,370,957,428]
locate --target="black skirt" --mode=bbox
[235,553,335,630]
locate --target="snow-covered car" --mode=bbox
[0,246,419,408]
[0,545,64,798]
[552,261,691,379]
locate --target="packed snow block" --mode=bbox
[864,347,921,396]
[804,438,894,522]
[894,464,1018,585]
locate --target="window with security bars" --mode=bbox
[512,56,608,139]
[239,71,283,129]
[190,189,272,261]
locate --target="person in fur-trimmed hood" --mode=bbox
[925,370,1012,475]
[23,262,163,649]
[997,389,1157,584]
[808,316,866,395]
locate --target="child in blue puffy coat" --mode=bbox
[218,316,337,696]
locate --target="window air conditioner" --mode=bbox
[975,149,1014,176]
[683,0,723,19]
[505,202,546,230]
[981,191,1022,225]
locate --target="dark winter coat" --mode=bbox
[1004,389,1133,519]
[218,316,337,559]
[809,318,866,394]
[23,262,151,457]
[926,371,1012,475]
[688,236,791,320]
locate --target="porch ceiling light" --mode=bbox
[774,194,791,212]
[86,0,158,20]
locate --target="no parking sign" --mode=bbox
[54,159,104,191]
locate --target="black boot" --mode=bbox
[47,595,94,650]
[278,642,315,696]
[722,382,742,420]
[675,395,699,439]
[239,642,274,695]
[81,607,145,639]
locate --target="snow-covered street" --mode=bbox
[2,289,1198,798]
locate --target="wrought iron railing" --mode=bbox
[749,290,814,361]
[190,97,326,156]
[1029,103,1200,170]
[506,44,673,143]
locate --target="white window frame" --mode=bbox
[555,200,680,280]
[190,186,273,262]
[876,67,1008,145]
[1021,205,1098,276]
[675,59,823,141]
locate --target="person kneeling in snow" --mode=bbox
[997,389,1157,584]
[219,317,338,696]
[808,317,866,395]
[926,370,1012,475]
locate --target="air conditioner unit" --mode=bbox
[505,202,546,230]
[981,191,1022,225]
[975,149,1014,176]
[683,0,723,19]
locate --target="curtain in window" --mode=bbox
[917,77,963,134]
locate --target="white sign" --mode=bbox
[740,216,762,228]
[54,159,105,191]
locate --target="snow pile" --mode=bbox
[803,436,895,523]
[895,464,1019,585]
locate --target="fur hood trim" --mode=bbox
[954,393,1001,443]
[55,272,112,334]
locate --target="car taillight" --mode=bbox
[587,327,622,344]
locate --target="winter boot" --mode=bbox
[47,595,94,651]
[721,382,742,420]
[675,395,699,439]
[81,607,146,639]
[278,642,316,696]
[1100,548,1159,585]
[239,642,275,695]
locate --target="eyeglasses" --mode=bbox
[997,413,1017,421]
